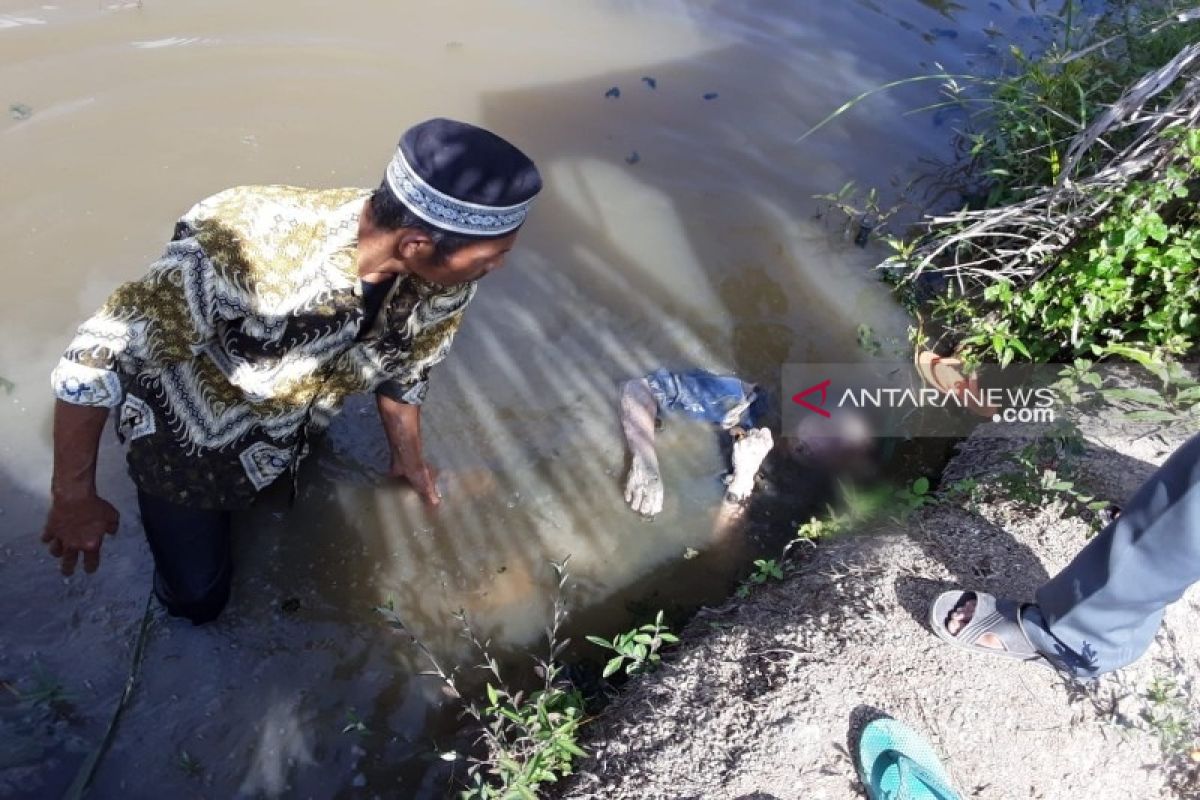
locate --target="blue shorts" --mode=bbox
[644,369,767,429]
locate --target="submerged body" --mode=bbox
[620,368,773,518]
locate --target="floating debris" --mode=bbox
[702,92,719,101]
[132,36,204,49]
[625,151,641,165]
[856,323,881,355]
[8,103,32,121]
[605,86,621,99]
[0,15,47,29]
[641,76,657,89]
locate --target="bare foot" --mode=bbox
[726,427,774,501]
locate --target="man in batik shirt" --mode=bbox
[42,118,542,624]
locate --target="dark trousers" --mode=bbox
[1022,432,1200,676]
[138,490,233,625]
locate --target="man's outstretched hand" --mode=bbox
[42,491,119,575]
[389,458,442,508]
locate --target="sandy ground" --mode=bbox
[562,419,1200,800]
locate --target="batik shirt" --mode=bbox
[51,185,476,509]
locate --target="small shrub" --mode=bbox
[585,610,679,678]
[378,559,586,799]
[735,559,784,599]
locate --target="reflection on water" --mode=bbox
[0,0,1044,795]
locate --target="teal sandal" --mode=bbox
[856,718,960,800]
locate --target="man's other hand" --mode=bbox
[389,458,442,507]
[42,491,119,575]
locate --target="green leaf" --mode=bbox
[561,740,587,758]
[1123,410,1179,423]
[911,477,930,496]
[1101,387,1167,407]
[486,684,500,706]
[602,656,625,678]
[659,632,680,644]
[1146,216,1170,244]
[1174,386,1200,404]
[584,635,612,650]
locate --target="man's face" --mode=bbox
[407,232,519,286]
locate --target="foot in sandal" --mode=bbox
[929,590,1054,669]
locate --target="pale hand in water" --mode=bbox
[625,453,663,517]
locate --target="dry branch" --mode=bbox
[893,39,1200,292]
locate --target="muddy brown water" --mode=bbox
[1,1,1053,796]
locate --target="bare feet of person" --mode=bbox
[726,427,774,501]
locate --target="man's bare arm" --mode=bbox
[376,393,441,506]
[620,378,663,516]
[42,400,120,575]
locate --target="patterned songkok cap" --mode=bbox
[385,118,542,236]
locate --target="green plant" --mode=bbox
[12,665,71,710]
[1091,346,1200,431]
[735,559,784,599]
[792,514,842,543]
[341,708,370,736]
[1144,676,1198,758]
[957,127,1200,364]
[813,181,902,244]
[586,610,679,678]
[893,476,934,518]
[998,440,1111,531]
[177,750,202,779]
[465,678,585,799]
[809,1,1200,367]
[378,559,587,799]
[786,482,894,556]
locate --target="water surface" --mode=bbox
[0,1,1049,795]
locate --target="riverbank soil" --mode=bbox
[564,417,1199,799]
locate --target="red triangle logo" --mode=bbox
[791,379,832,418]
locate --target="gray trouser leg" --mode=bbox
[1020,432,1200,677]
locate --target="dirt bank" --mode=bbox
[563,418,1200,800]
